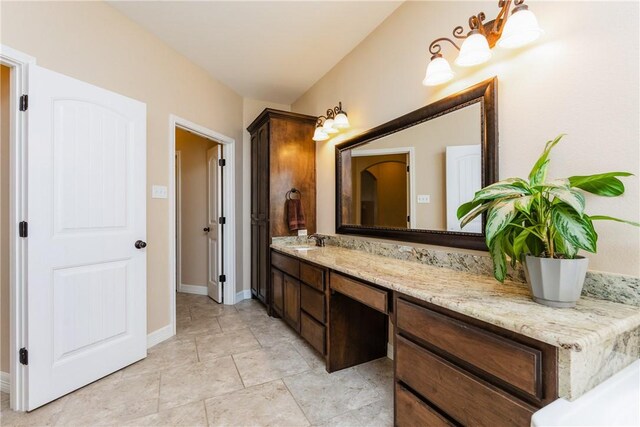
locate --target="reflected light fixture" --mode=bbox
[423,0,543,86]
[313,102,350,141]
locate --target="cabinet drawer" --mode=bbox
[329,272,388,314]
[395,384,454,427]
[396,336,534,427]
[396,298,542,398]
[300,262,325,291]
[272,251,299,278]
[301,283,325,323]
[301,311,325,355]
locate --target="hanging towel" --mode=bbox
[286,198,306,231]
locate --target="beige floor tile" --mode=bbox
[190,303,238,321]
[284,367,382,424]
[216,312,258,332]
[250,318,300,347]
[205,380,309,427]
[314,398,393,427]
[353,358,394,401]
[177,316,223,337]
[234,298,265,312]
[123,400,208,426]
[0,395,66,427]
[56,372,160,426]
[290,338,327,371]
[233,343,311,387]
[196,329,261,362]
[159,356,243,411]
[122,336,198,378]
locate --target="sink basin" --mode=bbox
[288,245,319,251]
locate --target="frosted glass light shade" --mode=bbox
[455,32,492,67]
[423,56,454,86]
[498,7,543,49]
[312,127,329,141]
[333,112,350,129]
[323,118,338,134]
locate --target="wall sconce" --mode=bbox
[423,0,543,86]
[312,102,351,141]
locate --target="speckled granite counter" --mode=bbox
[271,241,640,401]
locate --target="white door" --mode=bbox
[206,146,223,302]
[446,144,482,233]
[26,65,147,410]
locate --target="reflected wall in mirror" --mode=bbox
[336,77,498,250]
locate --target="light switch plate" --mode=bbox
[152,185,168,199]
[417,195,431,204]
[297,229,308,236]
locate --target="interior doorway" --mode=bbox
[1,64,12,398]
[174,127,223,302]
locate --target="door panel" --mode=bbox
[27,65,147,410]
[446,144,482,233]
[284,275,300,332]
[207,146,222,302]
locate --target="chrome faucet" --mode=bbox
[307,234,326,247]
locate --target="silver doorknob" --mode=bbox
[135,240,147,249]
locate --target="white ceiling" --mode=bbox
[109,1,402,104]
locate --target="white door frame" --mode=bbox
[351,147,417,229]
[174,151,182,292]
[1,44,35,412]
[168,115,236,331]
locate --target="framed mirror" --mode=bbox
[335,77,498,250]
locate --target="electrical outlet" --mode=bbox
[152,185,168,199]
[417,195,431,204]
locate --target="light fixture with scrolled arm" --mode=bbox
[312,102,350,142]
[423,0,543,86]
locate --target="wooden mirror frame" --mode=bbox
[335,77,498,251]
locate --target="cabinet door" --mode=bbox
[272,268,284,316]
[283,275,300,332]
[250,132,260,297]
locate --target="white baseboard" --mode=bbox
[178,283,208,296]
[147,324,174,349]
[235,289,252,303]
[0,371,9,393]
[387,343,394,360]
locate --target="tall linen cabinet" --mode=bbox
[247,109,317,307]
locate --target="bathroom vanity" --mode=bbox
[269,242,640,427]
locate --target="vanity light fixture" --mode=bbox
[423,0,543,86]
[312,101,350,141]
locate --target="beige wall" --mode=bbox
[175,128,218,287]
[1,65,10,372]
[241,98,290,292]
[0,2,245,339]
[293,1,640,276]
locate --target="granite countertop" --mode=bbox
[271,241,640,399]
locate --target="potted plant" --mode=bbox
[457,135,639,307]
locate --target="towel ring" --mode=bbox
[286,188,302,200]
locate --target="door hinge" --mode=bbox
[19,221,28,238]
[218,159,226,167]
[219,274,226,283]
[19,348,28,365]
[219,216,226,225]
[19,94,28,111]
[407,215,411,223]
[406,165,410,173]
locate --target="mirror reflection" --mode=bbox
[341,102,483,233]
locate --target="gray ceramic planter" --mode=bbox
[523,255,589,308]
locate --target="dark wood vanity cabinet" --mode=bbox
[247,109,317,306]
[270,250,328,354]
[394,293,558,427]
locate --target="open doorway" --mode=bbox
[1,64,11,397]
[174,127,223,302]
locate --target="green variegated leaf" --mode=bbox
[473,185,528,202]
[569,172,633,197]
[457,199,482,220]
[548,187,585,215]
[589,215,640,227]
[512,228,531,262]
[552,203,597,253]
[526,232,545,257]
[554,233,578,258]
[485,199,518,246]
[460,202,491,229]
[528,134,565,185]
[514,195,535,215]
[489,234,507,282]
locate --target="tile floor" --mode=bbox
[1,293,393,426]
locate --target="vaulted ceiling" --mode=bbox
[109,1,402,104]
